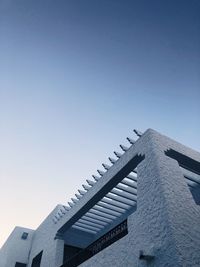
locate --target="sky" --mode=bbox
[0,0,199,248]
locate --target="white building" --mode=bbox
[1,129,200,267]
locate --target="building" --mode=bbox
[0,129,200,267]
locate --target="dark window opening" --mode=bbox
[59,154,143,267]
[31,251,43,267]
[63,245,83,263]
[15,263,26,267]
[165,149,200,174]
[21,232,28,240]
[61,220,128,267]
[165,149,200,205]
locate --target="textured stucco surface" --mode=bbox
[0,226,34,267]
[1,129,200,267]
[80,130,200,267]
[26,205,65,267]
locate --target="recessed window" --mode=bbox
[62,220,127,267]
[15,263,26,267]
[60,154,144,267]
[21,232,28,240]
[31,251,43,267]
[165,149,200,205]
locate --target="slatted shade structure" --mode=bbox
[70,170,137,236]
[53,129,142,230]
[181,167,200,188]
[181,167,200,205]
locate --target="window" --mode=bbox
[60,154,144,267]
[31,251,43,267]
[21,232,29,240]
[63,244,82,263]
[62,220,127,267]
[15,263,26,267]
[165,149,200,205]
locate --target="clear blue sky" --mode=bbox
[0,0,199,247]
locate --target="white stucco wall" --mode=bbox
[79,130,200,267]
[27,205,64,267]
[0,226,34,267]
[1,129,200,267]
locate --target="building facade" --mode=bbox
[1,129,200,267]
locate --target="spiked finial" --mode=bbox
[82,184,90,191]
[97,169,105,176]
[54,214,60,222]
[114,151,122,158]
[102,163,110,170]
[133,129,143,137]
[71,198,78,204]
[86,179,95,186]
[63,205,70,211]
[56,214,60,220]
[68,202,74,207]
[60,208,66,215]
[75,193,82,199]
[120,144,129,151]
[78,189,86,195]
[92,175,101,181]
[127,137,135,144]
[108,157,117,164]
[57,213,63,218]
[53,217,58,224]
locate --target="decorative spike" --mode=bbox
[60,208,66,215]
[54,216,59,222]
[56,214,61,220]
[127,137,135,144]
[75,193,82,199]
[71,198,78,204]
[53,217,57,224]
[63,207,69,212]
[82,184,90,191]
[92,175,101,181]
[78,189,86,195]
[55,214,61,220]
[133,129,143,137]
[58,211,63,217]
[114,151,122,158]
[63,205,70,211]
[68,202,74,207]
[86,179,95,186]
[108,157,117,164]
[102,163,110,170]
[120,144,129,151]
[97,169,105,176]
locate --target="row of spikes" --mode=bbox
[53,205,70,224]
[52,129,143,224]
